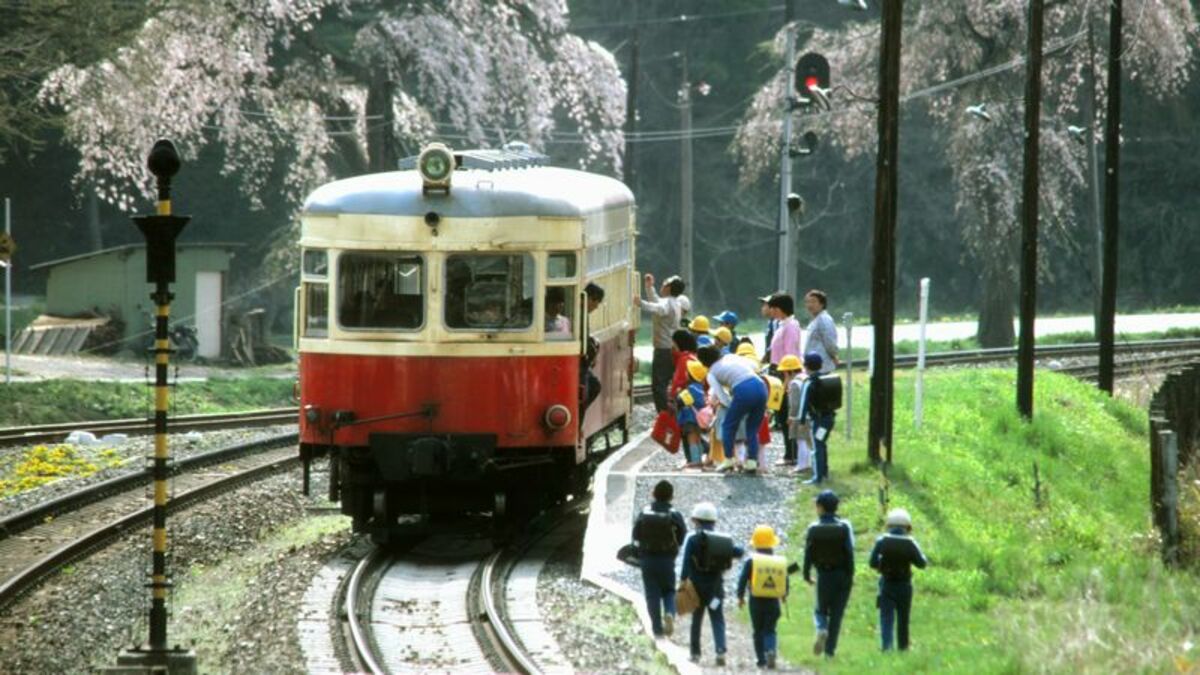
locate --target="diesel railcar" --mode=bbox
[295,144,636,541]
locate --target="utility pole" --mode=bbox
[777,25,797,295]
[4,197,10,386]
[1098,0,1123,394]
[1083,21,1103,339]
[1016,0,1045,420]
[623,0,640,188]
[868,0,902,465]
[679,52,694,285]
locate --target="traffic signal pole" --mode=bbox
[1098,0,1123,394]
[868,0,902,465]
[1017,0,1045,419]
[777,24,797,295]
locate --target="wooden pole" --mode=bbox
[623,0,640,188]
[1098,0,1123,393]
[1017,0,1045,420]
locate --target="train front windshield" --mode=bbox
[445,253,536,331]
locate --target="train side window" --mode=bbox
[445,253,535,330]
[303,283,328,337]
[544,285,576,341]
[337,253,424,330]
[303,249,327,277]
[548,252,576,279]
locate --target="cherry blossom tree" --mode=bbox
[734,0,1198,346]
[40,0,626,214]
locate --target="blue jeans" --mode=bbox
[811,412,836,482]
[688,576,727,656]
[641,553,677,635]
[814,568,852,656]
[723,378,768,462]
[748,597,781,666]
[879,579,914,650]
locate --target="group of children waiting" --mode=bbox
[632,480,929,668]
[662,302,839,482]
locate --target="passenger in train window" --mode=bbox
[581,283,605,419]
[544,286,572,339]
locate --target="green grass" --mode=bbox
[0,377,295,426]
[777,368,1200,673]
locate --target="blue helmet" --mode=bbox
[814,489,839,512]
[804,351,824,370]
[714,310,739,327]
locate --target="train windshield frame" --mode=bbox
[444,253,536,332]
[336,252,425,331]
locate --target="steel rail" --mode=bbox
[343,547,388,675]
[0,432,298,541]
[0,448,297,611]
[0,407,297,447]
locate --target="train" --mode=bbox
[295,143,637,542]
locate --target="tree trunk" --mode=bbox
[977,263,1016,347]
[365,68,397,173]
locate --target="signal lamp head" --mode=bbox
[418,143,455,193]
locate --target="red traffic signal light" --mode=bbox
[794,52,831,102]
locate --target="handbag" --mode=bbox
[616,543,641,568]
[675,578,701,616]
[651,411,681,453]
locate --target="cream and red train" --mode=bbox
[295,144,636,541]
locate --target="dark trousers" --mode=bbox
[748,597,782,666]
[812,412,836,482]
[651,348,674,413]
[779,392,793,461]
[814,568,852,656]
[879,579,914,650]
[689,576,727,656]
[640,553,677,635]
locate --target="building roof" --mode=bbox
[30,242,243,271]
[302,166,634,219]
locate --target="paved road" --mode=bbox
[634,312,1200,363]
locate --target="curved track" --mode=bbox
[0,433,299,610]
[341,501,587,674]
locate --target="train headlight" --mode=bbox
[544,404,572,431]
[418,143,455,194]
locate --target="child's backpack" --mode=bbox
[750,554,788,599]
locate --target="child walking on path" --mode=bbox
[737,525,790,669]
[803,490,854,658]
[679,502,744,666]
[869,508,929,651]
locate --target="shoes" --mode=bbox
[813,629,828,655]
[689,653,701,664]
[803,477,824,485]
[715,654,726,667]
[663,613,674,636]
[774,459,790,467]
[766,651,776,669]
[744,459,758,473]
[716,460,735,473]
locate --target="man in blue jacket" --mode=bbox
[679,502,744,666]
[632,480,688,637]
[803,490,854,657]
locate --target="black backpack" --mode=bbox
[692,531,736,573]
[810,375,843,413]
[637,509,679,554]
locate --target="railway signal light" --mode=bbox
[794,53,831,108]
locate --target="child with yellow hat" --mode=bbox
[778,355,812,476]
[676,359,710,469]
[689,315,714,348]
[737,524,790,669]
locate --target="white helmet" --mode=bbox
[885,508,912,528]
[691,502,718,522]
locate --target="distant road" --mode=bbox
[633,312,1200,363]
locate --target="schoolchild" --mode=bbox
[796,352,838,484]
[676,360,709,469]
[737,524,790,669]
[869,508,929,651]
[689,315,714,348]
[778,355,812,475]
[803,490,854,658]
[679,502,744,665]
[632,480,688,637]
[713,310,740,345]
[713,326,734,355]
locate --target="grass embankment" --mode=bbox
[0,377,295,427]
[779,369,1200,673]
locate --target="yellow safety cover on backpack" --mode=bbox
[765,376,785,412]
[679,389,695,407]
[750,554,788,599]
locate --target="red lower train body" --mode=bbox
[299,334,631,540]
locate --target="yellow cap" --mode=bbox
[686,359,708,382]
[735,342,757,359]
[750,524,780,549]
[777,355,803,373]
[713,326,733,345]
[689,315,711,334]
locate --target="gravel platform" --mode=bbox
[0,425,298,519]
[0,460,335,673]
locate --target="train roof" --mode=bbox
[302,166,634,219]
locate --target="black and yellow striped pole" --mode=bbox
[115,140,195,673]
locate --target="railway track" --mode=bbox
[630,338,1200,402]
[0,407,298,448]
[340,501,586,674]
[0,433,298,610]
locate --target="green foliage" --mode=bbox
[777,369,1198,673]
[0,377,295,426]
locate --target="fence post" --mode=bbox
[844,311,853,440]
[1160,430,1180,566]
[914,277,930,430]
